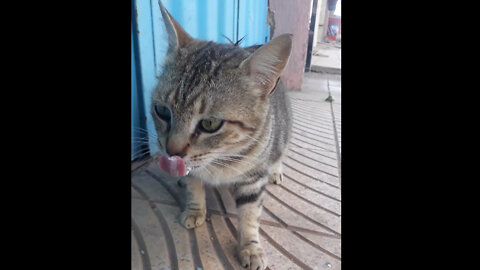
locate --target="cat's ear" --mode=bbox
[159,0,193,53]
[240,34,292,95]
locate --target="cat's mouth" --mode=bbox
[185,165,201,176]
[158,155,200,177]
[158,155,186,177]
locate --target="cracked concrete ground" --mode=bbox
[311,42,341,74]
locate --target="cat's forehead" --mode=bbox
[178,41,249,66]
[154,41,252,106]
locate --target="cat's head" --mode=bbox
[151,2,292,178]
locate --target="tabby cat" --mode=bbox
[151,2,292,269]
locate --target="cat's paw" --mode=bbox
[179,208,206,229]
[269,172,283,185]
[238,243,267,270]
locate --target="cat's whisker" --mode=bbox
[131,138,152,142]
[215,156,256,167]
[150,151,167,161]
[131,140,153,146]
[131,134,158,142]
[132,146,150,154]
[201,164,215,179]
[131,135,158,141]
[131,148,151,160]
[131,134,151,138]
[209,152,261,162]
[131,142,150,146]
[132,129,150,135]
[214,157,259,167]
[210,160,245,176]
[131,136,150,139]
[188,157,215,178]
[132,126,154,133]
[132,135,159,142]
[131,131,151,136]
[211,152,258,160]
[131,128,159,138]
[245,135,261,143]
[196,155,258,168]
[131,154,150,161]
[132,143,154,148]
[131,143,150,149]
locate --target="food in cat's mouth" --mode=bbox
[158,155,186,177]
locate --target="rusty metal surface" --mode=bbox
[131,73,341,270]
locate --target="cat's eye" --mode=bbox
[199,119,223,133]
[154,105,171,122]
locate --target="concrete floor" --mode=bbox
[131,72,342,270]
[311,42,341,74]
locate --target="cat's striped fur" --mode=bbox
[151,2,292,269]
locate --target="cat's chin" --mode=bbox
[192,168,246,186]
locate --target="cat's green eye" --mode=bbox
[154,105,171,122]
[199,119,223,133]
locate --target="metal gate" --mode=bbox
[131,0,269,160]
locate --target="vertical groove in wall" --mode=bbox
[235,0,240,43]
[148,0,157,74]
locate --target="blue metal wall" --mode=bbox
[131,0,269,160]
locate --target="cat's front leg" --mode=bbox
[234,179,268,270]
[179,176,206,229]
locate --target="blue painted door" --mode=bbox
[131,0,269,160]
[131,24,148,160]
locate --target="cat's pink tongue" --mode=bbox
[158,155,186,177]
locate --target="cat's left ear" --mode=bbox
[240,34,293,95]
[158,0,193,54]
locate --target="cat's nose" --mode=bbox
[166,149,185,158]
[166,140,189,158]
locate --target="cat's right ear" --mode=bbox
[159,0,193,53]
